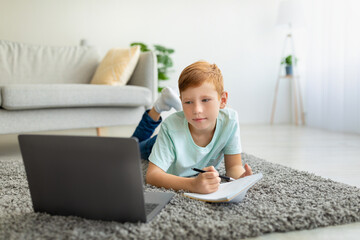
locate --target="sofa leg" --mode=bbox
[96,127,102,136]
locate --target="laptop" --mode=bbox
[18,134,174,223]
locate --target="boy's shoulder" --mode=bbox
[161,111,186,131]
[219,107,239,121]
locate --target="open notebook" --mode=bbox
[184,173,263,203]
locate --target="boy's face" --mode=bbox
[180,81,227,133]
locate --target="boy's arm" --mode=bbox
[146,162,221,194]
[224,154,252,179]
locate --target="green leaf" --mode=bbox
[158,87,164,92]
[164,57,173,68]
[157,55,172,67]
[154,45,174,54]
[281,55,298,66]
[130,42,150,52]
[154,44,167,52]
[157,55,166,64]
[158,72,169,80]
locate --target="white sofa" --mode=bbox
[0,40,157,135]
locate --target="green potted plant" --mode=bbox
[130,42,174,92]
[281,55,297,76]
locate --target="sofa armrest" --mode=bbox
[127,51,158,106]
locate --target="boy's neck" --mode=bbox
[188,122,216,147]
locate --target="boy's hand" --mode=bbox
[191,166,221,194]
[240,163,253,178]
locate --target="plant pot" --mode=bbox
[285,66,293,76]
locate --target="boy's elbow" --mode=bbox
[146,168,158,186]
[146,162,166,187]
[145,170,153,185]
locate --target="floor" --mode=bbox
[241,125,360,188]
[1,124,359,239]
[240,125,360,240]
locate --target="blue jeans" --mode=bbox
[132,110,162,160]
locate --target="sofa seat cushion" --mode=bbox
[1,84,152,110]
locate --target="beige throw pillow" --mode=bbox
[91,45,140,86]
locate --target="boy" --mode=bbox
[132,61,252,194]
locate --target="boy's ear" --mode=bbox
[220,91,228,109]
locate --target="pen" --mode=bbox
[191,168,236,181]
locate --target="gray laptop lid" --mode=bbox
[18,134,149,222]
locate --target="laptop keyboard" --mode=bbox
[145,203,159,216]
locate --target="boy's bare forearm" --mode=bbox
[226,165,245,179]
[146,170,195,192]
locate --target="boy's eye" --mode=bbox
[202,99,210,102]
[184,101,192,104]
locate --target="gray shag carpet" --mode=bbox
[1,153,360,239]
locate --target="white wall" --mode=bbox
[0,0,300,124]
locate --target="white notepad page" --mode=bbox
[184,173,263,202]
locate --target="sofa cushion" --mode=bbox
[1,84,152,110]
[91,46,140,86]
[0,40,100,84]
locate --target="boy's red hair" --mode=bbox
[178,61,224,98]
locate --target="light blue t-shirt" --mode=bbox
[149,108,242,177]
